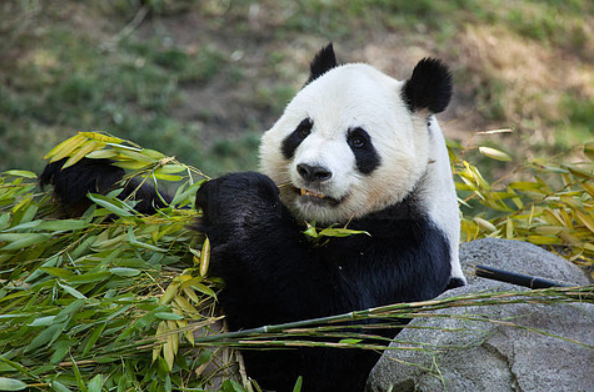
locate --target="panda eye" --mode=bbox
[350,136,365,148]
[296,118,313,139]
[348,128,368,149]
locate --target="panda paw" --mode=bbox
[40,158,125,217]
[194,172,281,243]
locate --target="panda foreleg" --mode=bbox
[194,171,285,247]
[194,171,326,321]
[40,158,172,216]
[194,172,350,390]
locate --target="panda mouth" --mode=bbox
[294,187,342,205]
[300,188,326,199]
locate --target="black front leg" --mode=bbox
[194,171,284,246]
[40,158,171,216]
[194,172,325,325]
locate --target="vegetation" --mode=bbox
[1,0,593,390]
[1,0,593,176]
[0,132,592,391]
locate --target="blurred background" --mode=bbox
[1,0,593,178]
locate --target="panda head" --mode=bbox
[259,44,452,225]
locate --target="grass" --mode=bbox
[1,0,594,178]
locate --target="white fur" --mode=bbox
[259,62,465,283]
[423,119,465,282]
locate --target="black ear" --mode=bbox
[305,43,338,85]
[402,58,452,114]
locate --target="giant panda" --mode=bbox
[40,44,465,392]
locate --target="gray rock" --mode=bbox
[367,238,594,392]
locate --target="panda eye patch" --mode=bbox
[281,118,314,160]
[297,118,313,139]
[347,127,380,175]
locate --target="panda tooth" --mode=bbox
[300,188,325,199]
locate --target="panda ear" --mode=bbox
[305,43,338,85]
[402,58,452,114]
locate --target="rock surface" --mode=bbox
[366,238,594,392]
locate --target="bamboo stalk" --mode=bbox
[192,286,594,345]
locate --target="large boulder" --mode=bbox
[366,238,594,392]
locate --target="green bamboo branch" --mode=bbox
[189,286,593,347]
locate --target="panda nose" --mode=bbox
[297,164,332,183]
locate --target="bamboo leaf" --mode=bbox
[506,218,514,239]
[473,217,496,233]
[62,141,103,169]
[87,374,104,392]
[575,210,594,234]
[115,149,158,163]
[564,164,592,178]
[190,282,216,298]
[154,321,167,364]
[1,233,52,251]
[200,238,210,277]
[143,149,167,159]
[338,338,363,345]
[174,296,198,316]
[160,282,180,305]
[28,315,57,327]
[67,271,111,284]
[36,220,90,232]
[317,227,371,238]
[0,378,27,391]
[111,160,152,170]
[41,267,74,279]
[58,282,87,299]
[70,357,85,392]
[150,172,183,182]
[51,380,73,392]
[85,150,119,159]
[157,164,186,174]
[582,182,594,199]
[183,287,200,303]
[109,267,141,277]
[155,312,184,321]
[83,323,106,356]
[0,214,10,231]
[87,193,135,217]
[107,143,143,152]
[583,142,594,161]
[25,324,62,352]
[292,377,303,392]
[79,132,123,144]
[45,134,89,161]
[479,146,512,161]
[527,235,561,245]
[303,226,318,238]
[2,170,37,178]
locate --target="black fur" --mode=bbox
[281,118,313,160]
[305,43,339,85]
[446,276,467,290]
[347,127,381,175]
[194,172,452,392]
[40,158,171,216]
[402,58,453,114]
